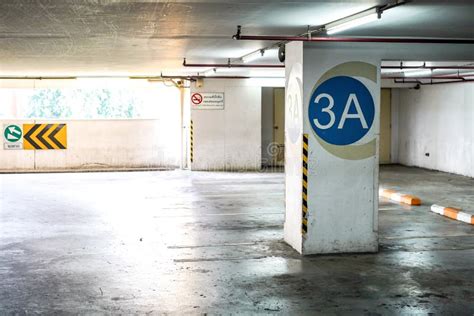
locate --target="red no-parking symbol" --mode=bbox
[191,93,203,105]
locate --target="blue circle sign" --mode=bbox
[308,76,375,146]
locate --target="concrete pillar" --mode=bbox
[284,42,380,254]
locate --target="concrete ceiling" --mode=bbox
[0,0,473,76]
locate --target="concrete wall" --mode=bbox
[394,82,473,177]
[190,79,283,171]
[0,119,180,170]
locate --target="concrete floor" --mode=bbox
[0,165,473,314]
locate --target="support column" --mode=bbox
[284,42,380,254]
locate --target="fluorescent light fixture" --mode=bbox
[241,50,264,63]
[403,68,432,77]
[213,68,236,73]
[201,68,237,76]
[326,8,380,35]
[202,68,216,76]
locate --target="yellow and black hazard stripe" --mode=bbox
[190,120,194,163]
[302,133,309,235]
[23,123,67,150]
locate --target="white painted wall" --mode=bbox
[0,119,180,170]
[394,82,474,177]
[0,79,182,171]
[190,79,283,171]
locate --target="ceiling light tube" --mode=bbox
[403,69,432,77]
[242,49,264,63]
[202,68,216,76]
[326,8,380,35]
[213,68,236,73]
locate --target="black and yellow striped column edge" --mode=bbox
[190,120,194,163]
[302,133,309,236]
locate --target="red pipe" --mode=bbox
[382,66,474,70]
[182,62,474,71]
[382,76,471,80]
[183,63,283,68]
[191,76,250,79]
[235,34,474,45]
[132,75,252,81]
[394,79,474,85]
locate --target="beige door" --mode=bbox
[379,88,391,164]
[273,88,285,166]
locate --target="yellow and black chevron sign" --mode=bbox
[23,123,67,150]
[302,133,309,235]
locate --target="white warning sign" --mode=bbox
[191,92,224,110]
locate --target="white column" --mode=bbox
[284,42,304,253]
[284,42,380,254]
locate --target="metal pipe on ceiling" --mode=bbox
[233,33,474,44]
[0,75,253,81]
[0,76,77,80]
[182,59,283,68]
[383,66,474,70]
[382,75,472,80]
[183,63,283,68]
[3,73,472,82]
[394,79,474,85]
[233,0,411,61]
[132,75,255,81]
[181,62,474,71]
